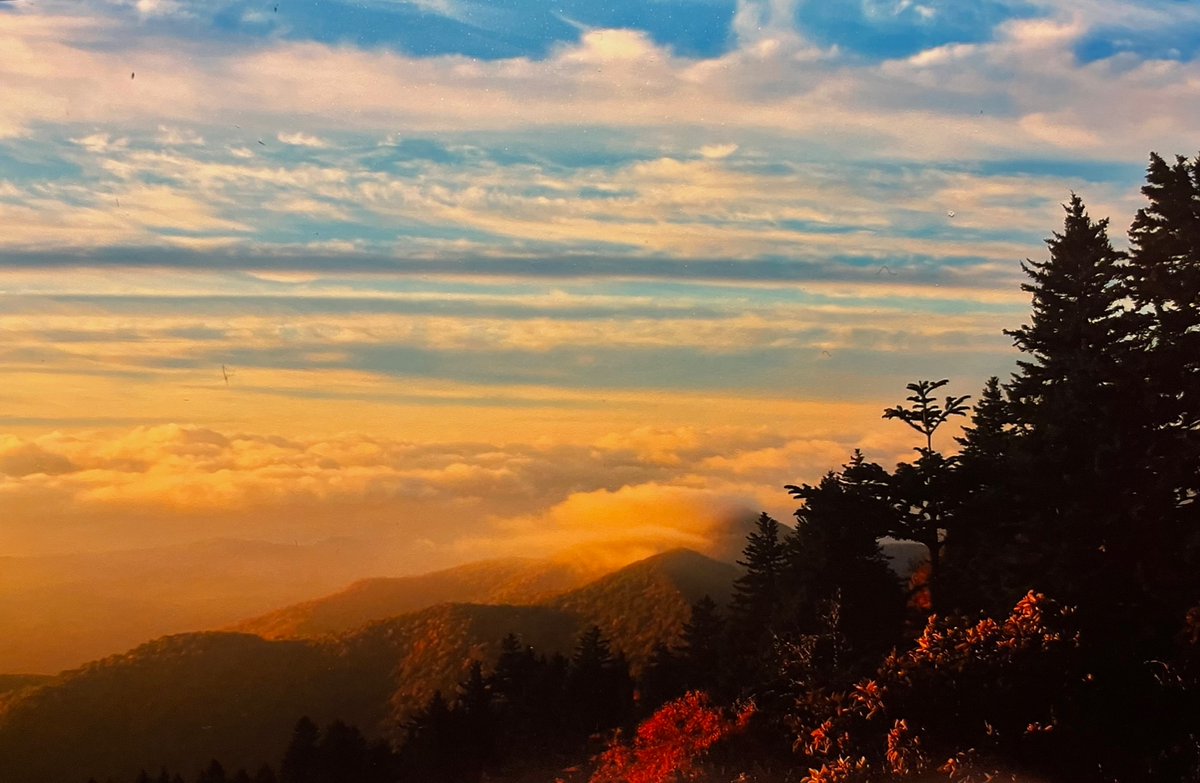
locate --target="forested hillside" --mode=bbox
[0,550,736,783]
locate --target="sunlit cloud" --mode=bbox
[0,0,1190,592]
[0,418,922,559]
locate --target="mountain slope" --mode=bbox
[0,633,389,783]
[0,548,739,783]
[230,557,598,640]
[548,548,739,669]
[0,537,409,674]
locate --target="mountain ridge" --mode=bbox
[0,547,738,783]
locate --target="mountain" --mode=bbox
[0,675,51,698]
[548,548,739,668]
[0,633,384,783]
[0,537,416,674]
[230,557,599,640]
[0,548,739,783]
[880,540,927,578]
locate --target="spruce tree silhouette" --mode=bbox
[279,718,319,783]
[1004,195,1138,611]
[785,452,903,663]
[566,626,633,735]
[195,760,227,783]
[677,595,724,694]
[1127,151,1200,609]
[727,513,788,688]
[946,376,1025,613]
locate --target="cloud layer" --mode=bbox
[1,0,1191,574]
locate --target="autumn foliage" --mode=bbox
[589,692,754,783]
[792,592,1081,783]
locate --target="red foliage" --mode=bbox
[907,562,932,613]
[792,592,1079,783]
[589,691,754,783]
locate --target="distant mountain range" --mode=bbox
[0,537,434,674]
[0,548,737,783]
[229,556,604,640]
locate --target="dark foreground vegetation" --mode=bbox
[75,151,1200,781]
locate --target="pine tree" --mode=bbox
[1126,151,1200,602]
[454,660,496,777]
[566,626,633,734]
[196,760,227,783]
[639,641,685,706]
[729,512,788,633]
[677,595,724,693]
[401,691,462,782]
[252,765,276,783]
[944,376,1024,612]
[280,717,320,783]
[956,376,1015,468]
[785,453,903,660]
[882,380,970,612]
[1002,194,1137,605]
[317,720,370,783]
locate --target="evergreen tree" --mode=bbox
[639,641,685,707]
[944,376,1025,612]
[317,720,371,783]
[280,717,319,783]
[729,513,788,633]
[454,660,496,777]
[1126,151,1200,602]
[1003,194,1138,606]
[882,379,970,612]
[401,691,465,782]
[676,595,724,694]
[726,513,789,690]
[785,452,903,661]
[196,760,227,783]
[566,626,634,734]
[489,633,566,751]
[252,766,276,783]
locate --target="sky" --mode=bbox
[2,0,1199,580]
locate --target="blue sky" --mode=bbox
[2,0,1199,566]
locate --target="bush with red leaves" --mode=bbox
[589,692,755,783]
[790,592,1083,783]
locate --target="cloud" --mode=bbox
[456,482,761,569]
[0,414,921,559]
[699,142,738,159]
[71,133,129,154]
[156,125,205,146]
[0,437,78,477]
[277,131,331,148]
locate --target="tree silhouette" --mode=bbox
[279,718,319,783]
[944,376,1024,612]
[879,382,969,613]
[882,379,970,455]
[785,452,903,661]
[1126,151,1200,609]
[726,513,789,688]
[566,626,634,734]
[195,760,227,783]
[677,595,724,694]
[1003,194,1140,611]
[729,513,788,633]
